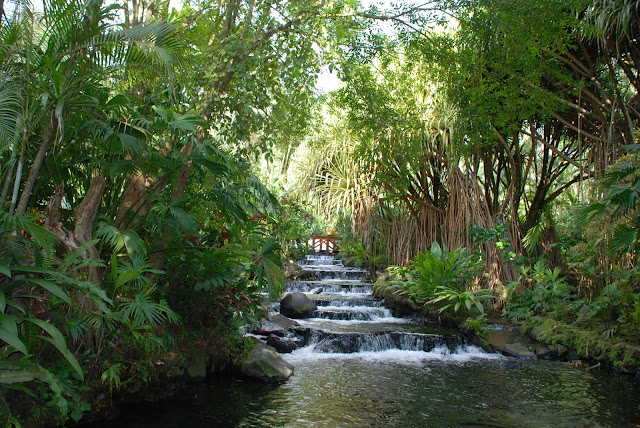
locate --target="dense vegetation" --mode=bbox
[287,0,640,367]
[1,0,639,425]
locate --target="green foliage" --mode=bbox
[101,363,123,393]
[274,196,315,259]
[506,262,573,321]
[118,289,180,327]
[409,242,484,300]
[253,237,285,300]
[0,219,98,423]
[579,149,640,254]
[337,241,385,269]
[429,285,495,315]
[389,242,492,317]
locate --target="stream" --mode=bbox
[100,254,640,427]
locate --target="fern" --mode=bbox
[118,289,180,327]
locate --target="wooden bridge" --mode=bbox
[310,235,340,255]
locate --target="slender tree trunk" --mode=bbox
[243,0,256,38]
[132,0,139,25]
[9,149,24,214]
[1,146,17,207]
[15,110,57,216]
[115,172,154,228]
[124,0,131,27]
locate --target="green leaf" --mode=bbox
[26,278,71,305]
[0,265,10,277]
[26,318,83,380]
[0,314,28,354]
[2,381,38,397]
[115,269,142,290]
[19,219,57,250]
[465,299,472,311]
[0,290,5,313]
[0,362,40,384]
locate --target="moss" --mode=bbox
[255,359,281,377]
[525,316,640,368]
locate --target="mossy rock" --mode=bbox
[238,338,294,383]
[186,348,208,381]
[524,316,640,369]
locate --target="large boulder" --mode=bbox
[280,292,317,319]
[239,339,294,383]
[500,343,538,359]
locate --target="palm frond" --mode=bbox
[118,289,180,327]
[96,221,148,256]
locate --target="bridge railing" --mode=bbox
[310,235,340,255]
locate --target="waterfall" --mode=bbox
[281,254,496,360]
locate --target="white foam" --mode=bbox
[285,345,505,365]
[298,316,412,327]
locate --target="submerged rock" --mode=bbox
[239,339,294,383]
[280,292,317,319]
[500,343,537,359]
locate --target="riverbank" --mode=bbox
[373,277,640,377]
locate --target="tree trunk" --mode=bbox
[15,110,57,216]
[45,177,106,284]
[115,172,155,228]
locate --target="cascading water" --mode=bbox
[281,254,494,359]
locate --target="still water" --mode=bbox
[104,349,640,427]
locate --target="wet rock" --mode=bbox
[295,270,320,281]
[280,292,317,319]
[186,348,208,382]
[311,287,323,294]
[535,345,551,359]
[472,336,495,353]
[239,339,294,383]
[283,259,302,279]
[557,344,569,358]
[291,326,314,345]
[253,319,287,337]
[266,335,302,353]
[567,349,580,360]
[500,343,537,359]
[269,313,299,330]
[382,293,420,317]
